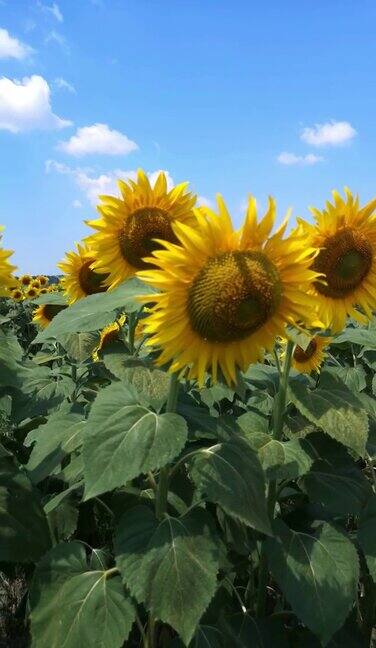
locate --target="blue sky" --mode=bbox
[0,0,375,273]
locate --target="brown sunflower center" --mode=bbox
[293,339,317,363]
[187,250,282,343]
[78,259,109,296]
[313,227,373,298]
[100,327,120,350]
[43,304,67,322]
[119,207,177,270]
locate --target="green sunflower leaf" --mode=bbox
[29,542,135,648]
[83,382,188,499]
[358,494,376,582]
[332,328,376,349]
[25,406,85,484]
[189,438,272,535]
[246,433,314,480]
[102,343,170,411]
[62,331,100,361]
[0,455,51,562]
[32,292,67,305]
[289,371,369,456]
[300,453,372,516]
[266,520,359,645]
[115,506,219,646]
[33,277,155,342]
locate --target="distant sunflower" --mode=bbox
[137,196,321,385]
[0,227,16,296]
[86,169,196,290]
[31,279,41,289]
[10,288,23,302]
[20,274,32,287]
[25,287,39,299]
[38,275,49,287]
[33,304,67,328]
[57,242,109,304]
[39,287,48,294]
[300,188,376,332]
[282,335,332,374]
[92,315,126,361]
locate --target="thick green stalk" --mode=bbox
[148,373,180,646]
[155,373,179,520]
[256,339,294,617]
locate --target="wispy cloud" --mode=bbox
[300,120,356,147]
[0,75,72,133]
[45,30,68,52]
[54,77,76,93]
[277,152,324,166]
[57,123,138,157]
[46,161,173,204]
[37,1,63,22]
[0,27,34,59]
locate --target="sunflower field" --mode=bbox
[0,173,376,647]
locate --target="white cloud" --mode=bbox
[54,77,76,93]
[45,30,68,51]
[277,152,324,166]
[37,1,63,22]
[197,195,214,208]
[57,123,138,157]
[300,120,356,147]
[45,159,70,174]
[46,160,173,204]
[72,199,82,208]
[0,27,33,59]
[0,75,72,133]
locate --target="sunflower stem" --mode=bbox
[148,373,180,647]
[155,373,179,520]
[256,339,294,618]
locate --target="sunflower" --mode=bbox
[20,274,32,287]
[39,287,48,294]
[25,287,39,299]
[38,275,49,286]
[92,315,126,361]
[299,188,376,332]
[33,304,67,328]
[10,288,23,302]
[57,242,109,304]
[0,227,16,296]
[31,279,41,289]
[86,169,197,290]
[137,196,321,385]
[282,335,332,374]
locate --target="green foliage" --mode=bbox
[0,453,51,562]
[29,542,135,648]
[358,494,376,582]
[1,283,376,647]
[115,506,219,646]
[83,382,188,499]
[289,369,369,456]
[266,520,359,644]
[189,438,271,534]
